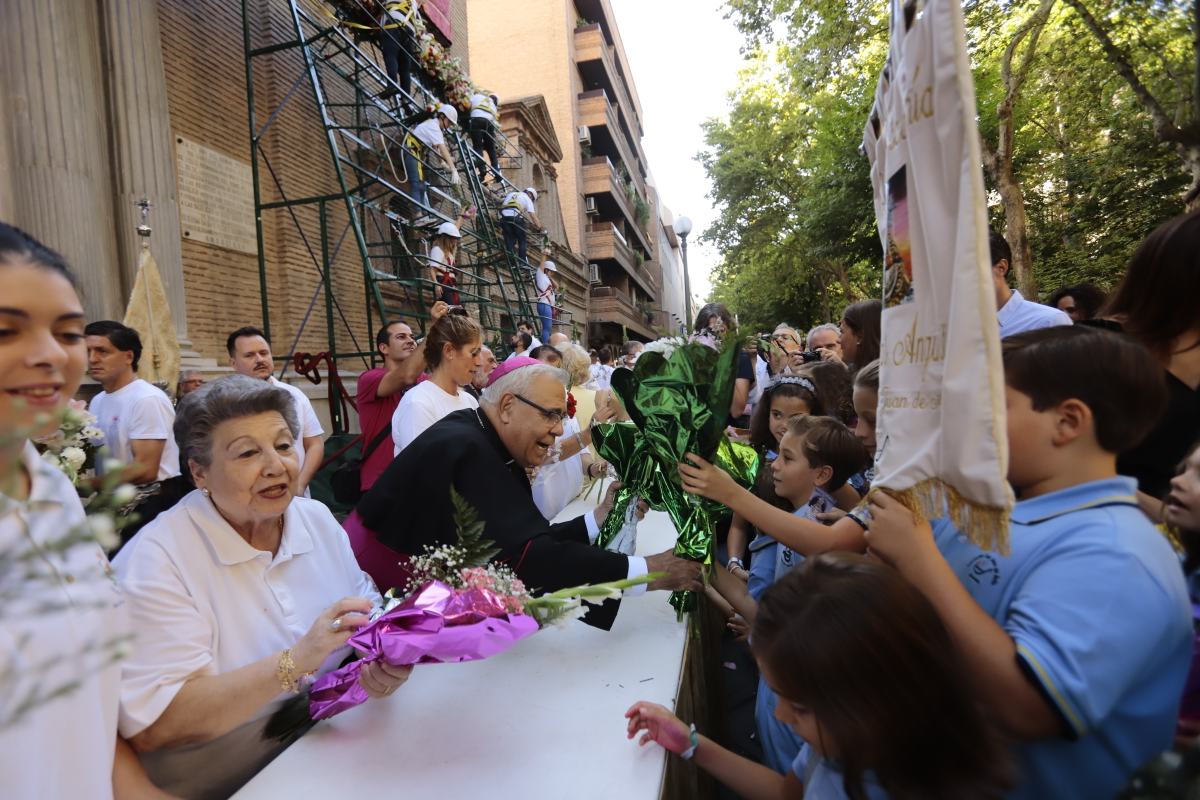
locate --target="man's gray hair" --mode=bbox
[480,363,567,408]
[806,322,841,350]
[174,374,299,467]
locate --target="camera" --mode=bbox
[800,351,821,363]
[447,305,469,316]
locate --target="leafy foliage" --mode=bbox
[703,0,1196,331]
[450,485,500,567]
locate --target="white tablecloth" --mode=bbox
[235,488,686,800]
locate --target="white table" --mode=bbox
[236,495,687,800]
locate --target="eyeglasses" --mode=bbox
[513,393,567,426]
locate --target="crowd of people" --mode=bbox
[622,216,1200,800]
[1,204,1199,800]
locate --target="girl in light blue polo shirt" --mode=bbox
[625,554,1011,799]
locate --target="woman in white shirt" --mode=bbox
[392,313,483,454]
[0,223,164,798]
[427,210,475,305]
[530,343,610,520]
[115,375,411,798]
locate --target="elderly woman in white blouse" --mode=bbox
[115,375,411,798]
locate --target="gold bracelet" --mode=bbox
[277,648,297,693]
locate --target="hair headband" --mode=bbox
[769,375,816,393]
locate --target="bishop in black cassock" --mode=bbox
[359,403,633,629]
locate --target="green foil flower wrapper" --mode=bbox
[592,335,759,616]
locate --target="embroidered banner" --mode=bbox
[422,0,453,41]
[862,0,1012,551]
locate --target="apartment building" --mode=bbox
[466,0,666,344]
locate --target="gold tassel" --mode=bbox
[875,478,1011,555]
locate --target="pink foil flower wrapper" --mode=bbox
[308,581,539,720]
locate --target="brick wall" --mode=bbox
[160,0,421,370]
[447,0,469,65]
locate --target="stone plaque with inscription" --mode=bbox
[174,135,257,254]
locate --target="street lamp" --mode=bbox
[672,215,693,328]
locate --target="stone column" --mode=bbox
[0,0,124,320]
[100,0,189,338]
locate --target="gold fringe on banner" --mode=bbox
[874,478,1011,556]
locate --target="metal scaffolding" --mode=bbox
[241,0,571,433]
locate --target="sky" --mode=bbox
[606,0,747,303]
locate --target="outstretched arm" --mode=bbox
[678,454,866,556]
[377,301,449,398]
[625,702,803,800]
[865,492,1062,740]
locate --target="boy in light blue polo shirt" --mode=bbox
[865,326,1192,800]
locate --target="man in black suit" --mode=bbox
[358,358,702,629]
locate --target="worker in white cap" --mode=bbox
[468,90,500,179]
[535,259,559,342]
[430,221,462,304]
[404,103,461,214]
[499,187,543,265]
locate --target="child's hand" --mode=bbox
[625,701,692,754]
[678,453,737,504]
[816,508,847,525]
[864,491,937,572]
[727,613,750,642]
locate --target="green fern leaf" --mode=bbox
[451,486,502,566]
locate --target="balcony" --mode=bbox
[580,156,655,254]
[589,285,657,340]
[577,90,646,199]
[574,24,645,156]
[587,221,656,296]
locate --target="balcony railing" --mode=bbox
[577,90,647,199]
[580,156,655,254]
[574,24,645,150]
[587,221,657,295]
[589,285,657,338]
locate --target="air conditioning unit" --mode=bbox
[577,125,592,145]
[585,196,598,215]
[588,263,600,284]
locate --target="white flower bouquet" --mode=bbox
[34,400,105,491]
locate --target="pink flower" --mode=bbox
[68,399,88,411]
[459,567,497,592]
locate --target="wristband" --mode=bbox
[680,723,699,760]
[726,557,745,571]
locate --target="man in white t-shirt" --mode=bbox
[500,187,543,265]
[535,260,558,343]
[590,346,615,390]
[226,326,325,494]
[468,90,499,179]
[990,230,1072,338]
[405,104,461,216]
[505,331,533,363]
[517,320,543,350]
[86,320,186,547]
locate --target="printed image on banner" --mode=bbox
[884,166,913,309]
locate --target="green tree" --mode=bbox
[701,6,885,333]
[704,0,1194,322]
